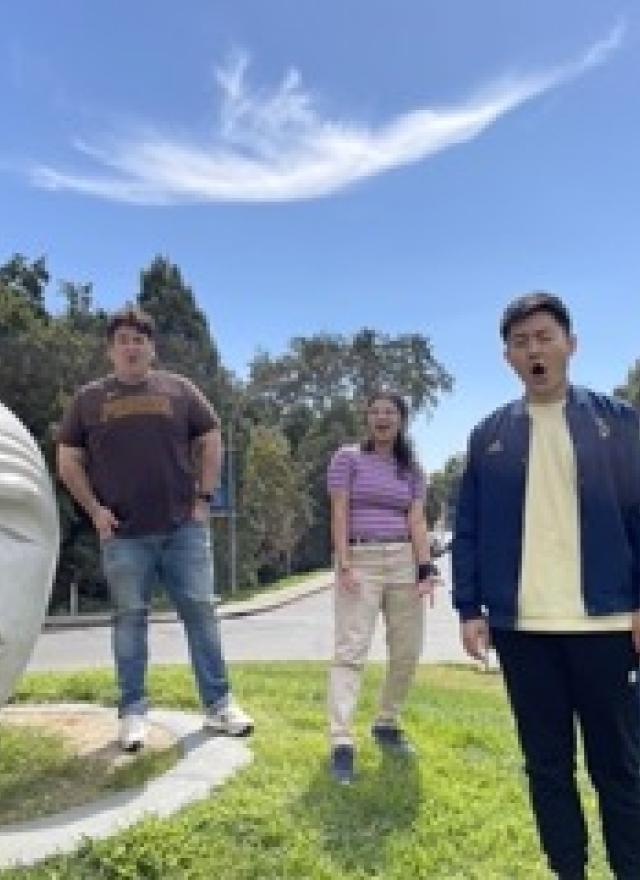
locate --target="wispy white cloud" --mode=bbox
[30,23,624,205]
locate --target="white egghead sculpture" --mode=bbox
[0,402,59,705]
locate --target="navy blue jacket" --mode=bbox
[452,386,640,628]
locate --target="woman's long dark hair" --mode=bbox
[361,391,420,476]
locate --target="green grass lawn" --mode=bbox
[2,664,609,879]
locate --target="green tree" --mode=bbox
[425,453,466,529]
[294,400,361,569]
[246,328,453,570]
[0,281,60,450]
[138,254,233,411]
[0,253,49,318]
[0,255,242,609]
[139,255,210,343]
[239,425,312,585]
[0,283,41,340]
[58,280,107,334]
[0,272,111,611]
[249,328,453,416]
[614,360,640,408]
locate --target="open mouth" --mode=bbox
[531,362,546,377]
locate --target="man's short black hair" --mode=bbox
[500,292,572,342]
[106,305,155,341]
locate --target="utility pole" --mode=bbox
[227,418,238,594]
[69,580,79,616]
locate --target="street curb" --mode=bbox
[219,572,333,619]
[0,703,252,868]
[43,573,334,631]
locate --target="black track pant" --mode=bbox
[492,630,640,880]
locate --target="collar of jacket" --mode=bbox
[501,385,593,482]
[509,383,588,417]
[508,386,606,514]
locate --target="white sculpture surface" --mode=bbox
[0,402,59,705]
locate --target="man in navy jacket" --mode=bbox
[453,292,640,880]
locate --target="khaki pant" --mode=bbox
[328,541,424,746]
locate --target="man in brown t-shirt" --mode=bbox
[57,305,253,750]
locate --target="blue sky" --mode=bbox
[1,1,639,471]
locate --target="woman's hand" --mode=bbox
[416,560,440,607]
[416,574,439,607]
[337,565,360,592]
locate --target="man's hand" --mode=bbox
[192,499,211,524]
[632,610,640,654]
[461,617,490,662]
[92,504,119,541]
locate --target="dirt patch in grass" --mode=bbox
[0,706,179,825]
[0,706,175,767]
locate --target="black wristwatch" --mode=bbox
[197,491,214,503]
[417,561,439,580]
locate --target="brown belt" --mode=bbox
[349,535,409,545]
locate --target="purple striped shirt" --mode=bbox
[327,445,425,539]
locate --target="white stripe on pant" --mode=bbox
[328,540,424,746]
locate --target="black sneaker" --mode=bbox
[371,724,415,756]
[330,745,355,784]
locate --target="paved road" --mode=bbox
[27,555,469,672]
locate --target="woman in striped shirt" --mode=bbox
[326,391,438,784]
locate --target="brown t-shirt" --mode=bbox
[58,370,218,536]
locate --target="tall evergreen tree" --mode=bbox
[138,254,232,404]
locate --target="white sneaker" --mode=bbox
[204,699,254,736]
[119,714,146,752]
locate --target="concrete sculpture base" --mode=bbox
[0,704,252,867]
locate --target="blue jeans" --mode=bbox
[101,520,230,717]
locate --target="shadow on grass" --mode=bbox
[295,749,422,876]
